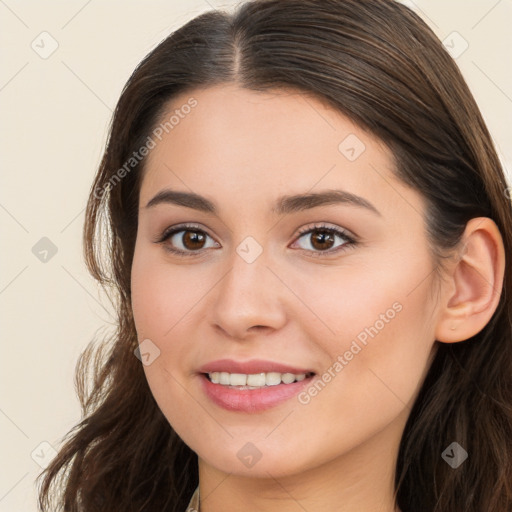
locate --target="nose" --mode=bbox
[209,247,288,341]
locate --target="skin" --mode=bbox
[130,84,505,512]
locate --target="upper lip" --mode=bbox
[198,359,315,375]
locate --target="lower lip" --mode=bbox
[199,373,315,413]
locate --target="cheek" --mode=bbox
[291,251,436,363]
[131,248,214,414]
[292,250,437,420]
[276,274,436,472]
[131,251,206,440]
[131,248,209,340]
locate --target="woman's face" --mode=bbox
[131,84,440,479]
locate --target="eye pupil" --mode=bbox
[183,230,205,250]
[311,230,335,250]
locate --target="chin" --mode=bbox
[199,443,314,479]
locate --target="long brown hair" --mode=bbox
[37,1,512,510]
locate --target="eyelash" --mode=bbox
[155,222,357,258]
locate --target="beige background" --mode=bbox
[1,1,511,510]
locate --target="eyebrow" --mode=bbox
[145,188,381,216]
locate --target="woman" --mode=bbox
[37,0,512,511]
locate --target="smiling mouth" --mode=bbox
[203,371,316,389]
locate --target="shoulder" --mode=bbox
[185,485,200,512]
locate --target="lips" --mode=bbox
[197,358,315,375]
[197,358,316,413]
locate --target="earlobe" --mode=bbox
[435,217,505,343]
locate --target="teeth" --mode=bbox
[229,373,247,386]
[208,371,310,387]
[265,372,282,386]
[281,373,296,384]
[247,373,266,386]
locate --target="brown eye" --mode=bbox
[292,224,355,256]
[309,230,336,251]
[181,230,207,250]
[157,225,219,256]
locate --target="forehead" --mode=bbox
[146,84,380,165]
[139,84,410,217]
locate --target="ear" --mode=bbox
[435,217,506,343]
